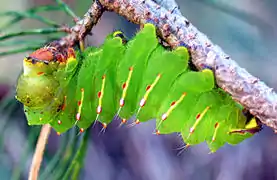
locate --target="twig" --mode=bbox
[92,0,277,131]
[28,124,52,180]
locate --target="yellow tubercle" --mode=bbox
[245,118,258,129]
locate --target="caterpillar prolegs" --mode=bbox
[15,23,261,152]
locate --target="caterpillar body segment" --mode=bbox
[15,23,260,152]
[93,36,126,125]
[229,108,262,135]
[135,46,189,123]
[183,91,219,145]
[206,105,231,151]
[225,106,253,144]
[115,23,159,120]
[50,76,79,133]
[16,46,79,127]
[16,75,60,109]
[51,34,127,133]
[155,69,215,134]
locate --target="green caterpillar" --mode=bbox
[15,23,261,152]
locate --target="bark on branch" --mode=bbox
[58,0,277,132]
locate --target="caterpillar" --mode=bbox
[15,23,261,152]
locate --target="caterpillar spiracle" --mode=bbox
[15,23,261,152]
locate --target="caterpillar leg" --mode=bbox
[126,119,141,128]
[175,144,190,156]
[98,123,108,136]
[117,118,127,128]
[77,128,85,136]
[228,117,262,135]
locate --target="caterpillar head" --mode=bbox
[23,46,76,75]
[16,46,77,109]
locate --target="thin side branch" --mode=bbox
[0,11,60,28]
[0,27,68,41]
[97,0,277,131]
[28,124,52,180]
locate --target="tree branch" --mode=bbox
[28,124,52,180]
[153,0,182,15]
[53,0,277,132]
[96,0,277,131]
